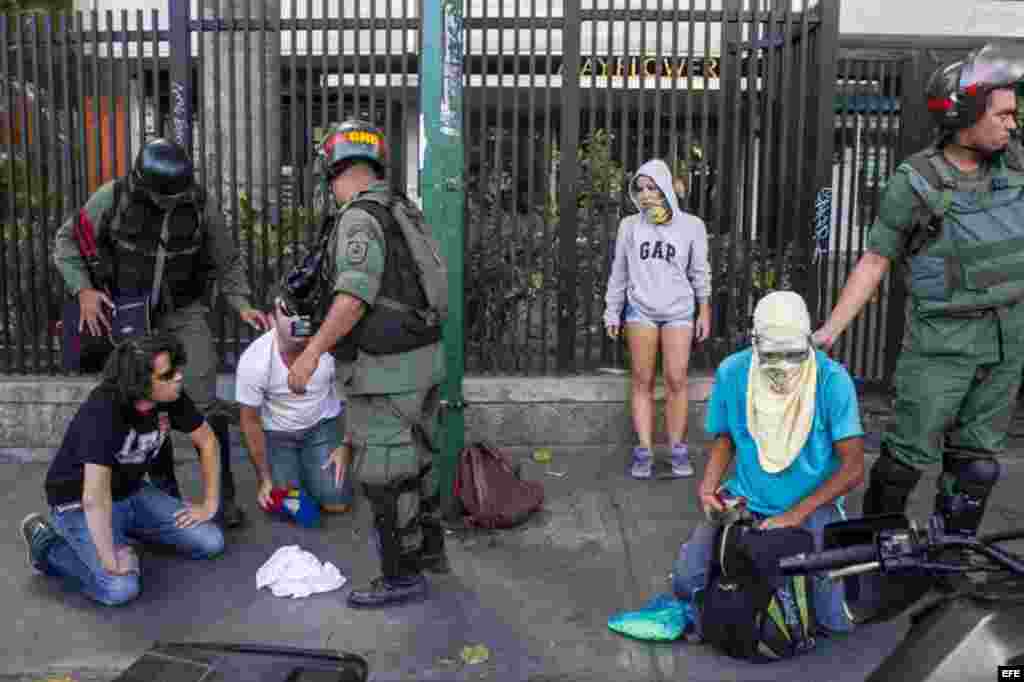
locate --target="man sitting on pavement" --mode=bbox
[236,291,354,516]
[20,332,225,606]
[672,290,866,636]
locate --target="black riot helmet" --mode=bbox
[927,41,1024,134]
[131,138,196,209]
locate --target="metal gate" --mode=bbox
[824,38,982,386]
[0,1,841,377]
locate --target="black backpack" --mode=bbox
[698,519,818,662]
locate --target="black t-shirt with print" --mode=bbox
[44,384,205,506]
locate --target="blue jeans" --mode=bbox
[263,416,354,508]
[672,501,854,635]
[40,484,225,606]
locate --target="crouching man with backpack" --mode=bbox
[286,120,449,608]
[672,291,866,655]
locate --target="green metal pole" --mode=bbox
[420,0,465,518]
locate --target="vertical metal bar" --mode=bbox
[76,11,88,232]
[106,9,116,186]
[211,1,225,364]
[873,59,899,380]
[150,9,160,137]
[495,0,508,371]
[865,59,888,378]
[262,0,272,326]
[512,0,524,371]
[841,61,863,369]
[652,0,663,160]
[19,13,39,369]
[557,0,581,372]
[196,1,205,193]
[60,14,76,319]
[601,0,616,367]
[337,0,345,123]
[527,0,539,372]
[244,0,255,324]
[304,0,315,243]
[700,0,708,218]
[790,0,809,311]
[736,0,758,332]
[462,0,476,372]
[770,0,793,288]
[384,0,392,190]
[322,0,329,132]
[478,0,492,372]
[636,0,647,168]
[353,0,361,113]
[834,59,855,367]
[368,0,376,122]
[722,0,744,346]
[760,2,778,291]
[169,0,193,154]
[0,15,12,371]
[43,12,59,372]
[582,0,598,369]
[710,0,725,229]
[541,0,554,374]
[829,58,849,362]
[680,0,691,211]
[91,9,102,200]
[805,0,839,320]
[227,0,240,363]
[135,10,144,159]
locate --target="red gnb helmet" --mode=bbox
[926,41,1024,132]
[318,119,389,180]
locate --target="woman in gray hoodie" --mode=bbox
[604,159,712,480]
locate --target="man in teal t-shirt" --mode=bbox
[672,291,866,636]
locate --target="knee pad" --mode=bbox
[863,447,922,517]
[935,455,1000,535]
[362,475,423,578]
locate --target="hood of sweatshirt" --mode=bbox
[628,159,681,226]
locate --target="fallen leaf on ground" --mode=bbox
[533,448,552,463]
[460,643,491,665]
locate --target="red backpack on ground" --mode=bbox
[454,442,545,529]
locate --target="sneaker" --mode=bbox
[671,444,694,478]
[21,512,57,574]
[347,574,428,608]
[631,447,653,480]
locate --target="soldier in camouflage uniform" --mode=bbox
[815,43,1024,542]
[53,138,271,529]
[286,120,448,608]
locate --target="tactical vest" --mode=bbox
[99,178,211,310]
[332,194,446,361]
[903,142,1024,317]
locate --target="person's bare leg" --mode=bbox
[627,324,660,478]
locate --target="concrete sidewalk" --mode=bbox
[4,441,1024,682]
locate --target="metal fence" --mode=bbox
[1,1,843,377]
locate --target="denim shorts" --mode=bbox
[623,302,693,329]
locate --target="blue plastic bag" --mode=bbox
[608,593,695,641]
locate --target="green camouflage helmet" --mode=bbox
[317,119,389,180]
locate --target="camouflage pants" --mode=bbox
[149,300,236,501]
[347,386,441,574]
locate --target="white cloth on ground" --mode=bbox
[256,545,347,598]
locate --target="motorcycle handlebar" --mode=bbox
[778,543,878,575]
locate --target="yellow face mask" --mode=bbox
[637,190,671,224]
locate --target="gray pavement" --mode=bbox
[4,438,1024,681]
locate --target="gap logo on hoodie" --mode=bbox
[639,240,678,262]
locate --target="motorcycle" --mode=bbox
[779,513,1024,682]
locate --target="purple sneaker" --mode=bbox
[671,444,694,478]
[631,447,653,479]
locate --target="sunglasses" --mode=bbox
[759,349,810,364]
